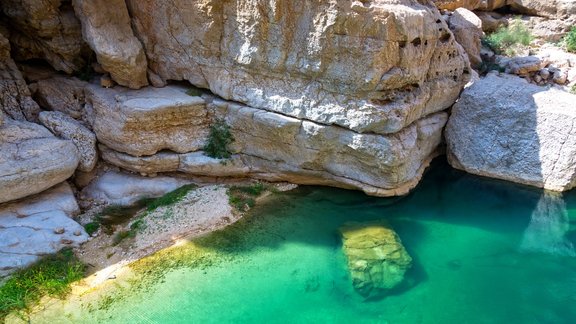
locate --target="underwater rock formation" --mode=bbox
[339,222,412,299]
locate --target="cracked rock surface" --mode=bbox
[0,183,88,279]
[446,73,576,191]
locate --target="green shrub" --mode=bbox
[143,184,197,212]
[571,83,576,95]
[564,27,576,53]
[84,222,100,236]
[204,119,234,159]
[484,19,533,56]
[0,249,85,320]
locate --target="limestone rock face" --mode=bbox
[477,0,507,11]
[79,171,192,207]
[446,73,576,191]
[85,85,209,156]
[508,0,576,19]
[33,76,88,119]
[0,32,41,122]
[448,8,484,68]
[339,222,412,299]
[99,93,446,197]
[0,183,88,279]
[127,0,470,134]
[0,0,85,73]
[72,0,148,89]
[433,0,482,10]
[39,111,97,172]
[0,118,80,204]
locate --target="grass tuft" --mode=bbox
[143,184,197,212]
[227,182,267,212]
[0,249,85,320]
[185,87,202,97]
[84,222,100,236]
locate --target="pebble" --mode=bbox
[74,230,82,236]
[54,227,65,234]
[61,239,73,244]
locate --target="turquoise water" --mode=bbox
[80,159,576,323]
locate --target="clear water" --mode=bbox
[66,159,576,323]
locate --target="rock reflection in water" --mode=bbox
[520,192,576,257]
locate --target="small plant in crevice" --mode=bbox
[564,27,576,53]
[185,87,203,97]
[227,182,267,212]
[570,83,576,95]
[84,222,100,236]
[484,18,533,56]
[0,248,86,320]
[203,119,235,159]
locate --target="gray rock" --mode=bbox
[448,8,484,68]
[446,74,576,191]
[80,171,193,207]
[505,56,544,75]
[0,119,80,204]
[72,0,148,89]
[85,84,209,156]
[39,111,98,172]
[0,183,88,279]
[34,76,87,119]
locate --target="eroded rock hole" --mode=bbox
[411,38,421,47]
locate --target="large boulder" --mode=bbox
[0,32,41,122]
[72,0,148,89]
[0,183,88,279]
[39,111,98,172]
[339,222,412,299]
[508,0,576,19]
[85,85,209,156]
[0,118,80,204]
[446,73,576,191]
[126,0,470,134]
[0,0,85,73]
[448,8,484,68]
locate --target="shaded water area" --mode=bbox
[45,159,576,323]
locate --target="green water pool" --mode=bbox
[57,159,576,323]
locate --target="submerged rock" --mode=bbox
[339,222,412,299]
[0,183,88,279]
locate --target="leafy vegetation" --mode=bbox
[564,27,576,53]
[203,119,235,159]
[84,222,100,236]
[0,249,85,320]
[571,83,576,95]
[227,182,267,212]
[484,19,533,56]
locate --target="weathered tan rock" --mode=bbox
[433,0,482,10]
[476,12,506,33]
[39,111,97,172]
[477,0,507,11]
[448,8,484,68]
[127,0,470,134]
[0,0,85,73]
[99,94,446,197]
[0,32,41,122]
[0,119,80,204]
[508,0,576,19]
[0,183,88,279]
[33,76,87,119]
[85,85,209,156]
[446,73,576,191]
[339,222,412,299]
[72,0,148,89]
[504,56,544,75]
